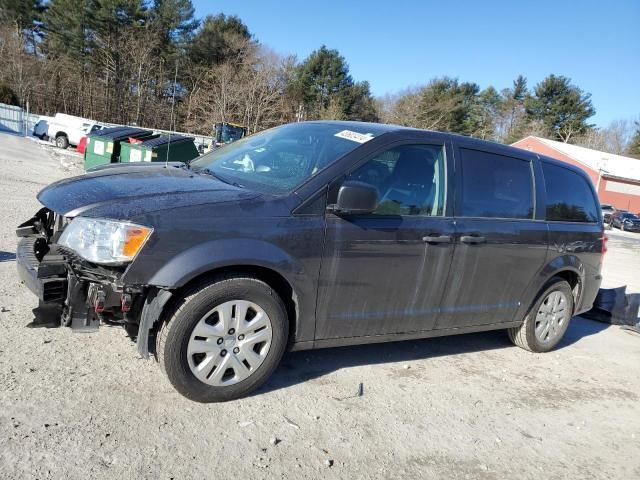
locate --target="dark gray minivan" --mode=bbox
[16,121,605,402]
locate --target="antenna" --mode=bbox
[166,60,178,167]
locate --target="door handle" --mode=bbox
[460,235,486,244]
[423,234,451,244]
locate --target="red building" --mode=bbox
[513,136,640,213]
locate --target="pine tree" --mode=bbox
[294,46,352,116]
[525,74,595,142]
[416,77,480,135]
[472,86,501,140]
[499,75,532,144]
[188,13,251,66]
[0,0,47,50]
[512,75,527,102]
[344,81,378,122]
[42,0,93,58]
[148,0,198,59]
[0,0,45,31]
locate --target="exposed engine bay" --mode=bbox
[16,208,145,336]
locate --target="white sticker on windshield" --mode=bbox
[334,130,374,143]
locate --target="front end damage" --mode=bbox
[16,208,166,356]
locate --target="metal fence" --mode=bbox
[0,102,40,136]
[0,102,215,149]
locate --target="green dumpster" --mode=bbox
[120,134,200,164]
[119,135,159,163]
[84,126,153,170]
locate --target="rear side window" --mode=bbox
[542,163,599,223]
[459,148,533,219]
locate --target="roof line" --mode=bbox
[528,136,597,172]
[602,173,640,186]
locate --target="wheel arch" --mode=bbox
[128,237,317,358]
[517,255,585,322]
[173,264,299,345]
[140,263,300,358]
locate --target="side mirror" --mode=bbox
[330,181,379,215]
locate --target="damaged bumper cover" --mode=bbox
[16,208,169,357]
[16,236,67,304]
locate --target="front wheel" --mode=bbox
[157,275,289,402]
[508,277,573,352]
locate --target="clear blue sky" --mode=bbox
[193,0,639,127]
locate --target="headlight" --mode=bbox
[58,217,153,265]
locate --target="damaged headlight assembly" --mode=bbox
[58,217,153,265]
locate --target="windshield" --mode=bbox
[621,213,639,219]
[191,122,386,195]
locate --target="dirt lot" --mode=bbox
[1,133,639,480]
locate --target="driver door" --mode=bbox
[315,143,455,340]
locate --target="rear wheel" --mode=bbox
[157,275,288,402]
[508,277,573,352]
[55,134,69,149]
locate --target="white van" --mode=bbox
[47,113,104,149]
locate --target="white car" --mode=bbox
[47,113,104,149]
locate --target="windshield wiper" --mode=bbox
[199,168,244,188]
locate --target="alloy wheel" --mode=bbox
[534,290,569,344]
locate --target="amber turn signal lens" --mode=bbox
[123,226,152,258]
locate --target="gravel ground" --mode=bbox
[1,133,639,480]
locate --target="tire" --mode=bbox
[157,275,289,402]
[55,134,69,149]
[508,277,573,353]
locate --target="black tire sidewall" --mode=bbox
[161,278,288,402]
[56,135,68,149]
[524,279,573,352]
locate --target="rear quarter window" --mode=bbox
[542,162,599,223]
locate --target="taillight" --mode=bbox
[601,234,608,255]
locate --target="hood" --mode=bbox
[38,163,260,218]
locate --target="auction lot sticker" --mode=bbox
[334,130,374,143]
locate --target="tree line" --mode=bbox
[0,0,638,156]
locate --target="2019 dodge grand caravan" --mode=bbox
[16,121,605,402]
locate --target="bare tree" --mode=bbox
[184,42,291,134]
[574,118,636,154]
[0,23,40,106]
[377,87,422,126]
